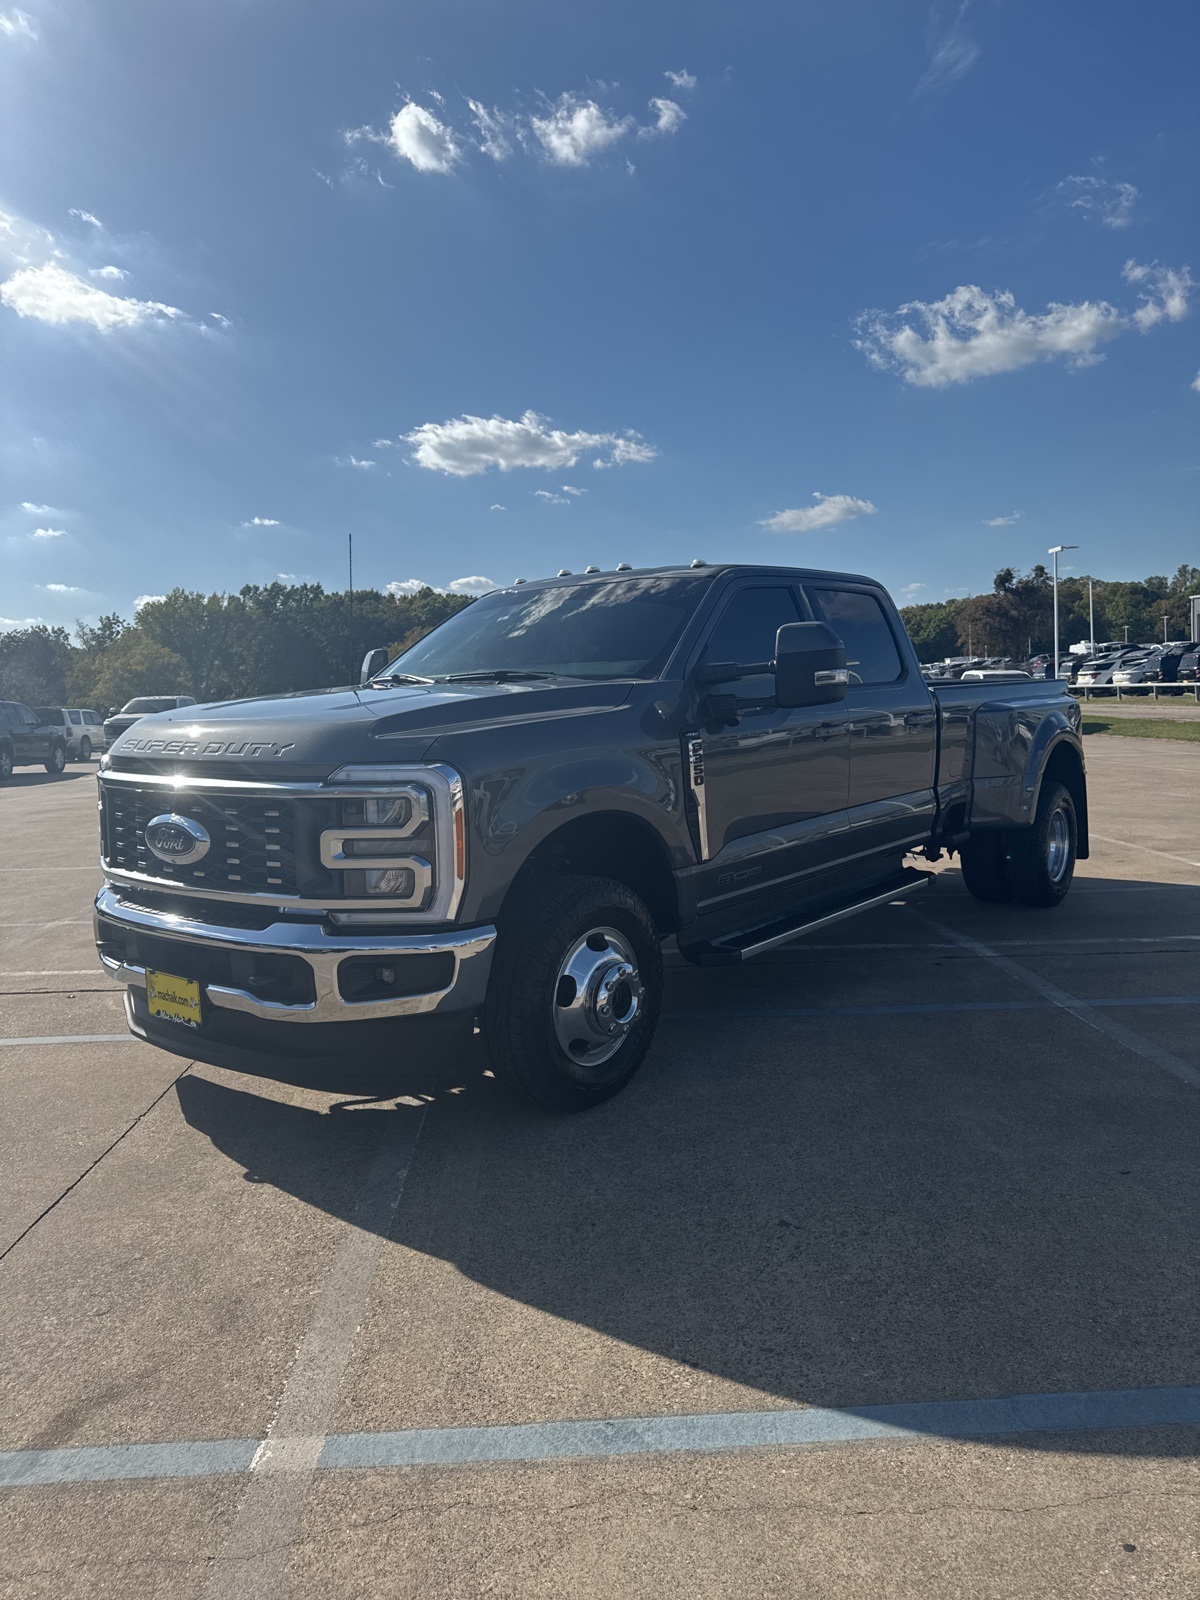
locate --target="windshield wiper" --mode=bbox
[370,672,436,686]
[437,670,556,683]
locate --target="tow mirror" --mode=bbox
[774,622,848,707]
[360,647,390,684]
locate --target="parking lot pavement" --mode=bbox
[1,740,1199,1599]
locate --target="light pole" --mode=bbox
[1049,545,1077,679]
[1088,578,1095,654]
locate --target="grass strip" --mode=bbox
[1083,716,1200,742]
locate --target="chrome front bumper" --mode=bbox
[94,884,496,1024]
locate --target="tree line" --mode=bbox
[899,564,1200,662]
[0,582,471,709]
[1,566,1197,709]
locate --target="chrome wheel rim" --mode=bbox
[1046,807,1070,883]
[552,926,644,1068]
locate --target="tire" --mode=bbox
[78,737,92,762]
[1006,780,1077,908]
[44,743,67,775]
[484,874,663,1112]
[959,830,1013,903]
[0,746,12,781]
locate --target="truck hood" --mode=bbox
[106,678,635,776]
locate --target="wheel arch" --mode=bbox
[1038,738,1089,859]
[497,810,680,936]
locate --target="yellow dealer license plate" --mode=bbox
[146,968,202,1029]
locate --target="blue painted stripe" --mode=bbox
[0,1438,258,1488]
[318,1386,1200,1471]
[2,1388,1198,1488]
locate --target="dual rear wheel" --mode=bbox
[959,780,1077,908]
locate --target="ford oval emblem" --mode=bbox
[145,812,211,866]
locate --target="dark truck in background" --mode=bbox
[94,564,1088,1110]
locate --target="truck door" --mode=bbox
[803,583,936,858]
[686,583,849,912]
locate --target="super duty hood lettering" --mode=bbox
[121,737,297,758]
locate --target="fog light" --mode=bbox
[365,867,416,897]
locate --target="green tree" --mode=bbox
[0,625,74,704]
[77,629,192,710]
[898,599,965,661]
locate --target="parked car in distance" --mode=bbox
[104,695,196,745]
[1178,648,1200,682]
[1076,649,1149,692]
[0,700,69,779]
[34,707,106,761]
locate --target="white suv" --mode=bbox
[34,707,107,761]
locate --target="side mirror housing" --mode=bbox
[360,647,391,684]
[774,622,848,707]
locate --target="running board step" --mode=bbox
[681,868,933,966]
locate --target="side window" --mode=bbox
[19,706,39,727]
[69,710,82,724]
[809,588,904,685]
[703,586,801,672]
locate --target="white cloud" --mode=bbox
[560,484,586,496]
[20,501,54,513]
[900,583,927,598]
[134,594,165,610]
[855,284,1125,387]
[468,100,514,161]
[529,94,635,166]
[242,516,280,527]
[447,575,497,595]
[983,511,1023,526]
[41,582,80,592]
[916,0,979,95]
[1192,371,1200,394]
[69,208,102,228]
[0,616,45,629]
[208,311,231,328]
[89,264,127,281]
[1124,259,1193,329]
[0,261,183,330]
[387,102,461,173]
[403,410,657,476]
[857,262,1193,387]
[535,489,571,506]
[338,454,376,470]
[32,526,65,538]
[489,503,505,511]
[760,493,878,534]
[0,9,36,40]
[387,575,497,598]
[1057,175,1138,230]
[640,98,686,138]
[664,68,697,91]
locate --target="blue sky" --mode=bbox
[2,0,1198,632]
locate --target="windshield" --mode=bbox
[387,576,711,681]
[122,698,178,713]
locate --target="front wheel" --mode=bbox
[484,874,662,1112]
[0,746,12,781]
[1007,781,1077,907]
[78,737,92,762]
[44,743,66,775]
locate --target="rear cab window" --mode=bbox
[805,587,904,686]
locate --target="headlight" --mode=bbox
[322,763,465,920]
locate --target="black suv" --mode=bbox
[0,701,69,779]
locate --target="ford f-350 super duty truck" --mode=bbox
[95,564,1087,1110]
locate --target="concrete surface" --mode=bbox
[1,738,1198,1598]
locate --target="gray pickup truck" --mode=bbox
[94,564,1087,1110]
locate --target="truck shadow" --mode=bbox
[175,872,1200,1457]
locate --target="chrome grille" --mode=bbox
[101,784,298,895]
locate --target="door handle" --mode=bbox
[813,721,844,740]
[904,713,934,728]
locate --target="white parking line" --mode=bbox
[916,912,1200,1091]
[1090,831,1200,870]
[2,970,101,977]
[0,1035,135,1047]
[202,1101,428,1600]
